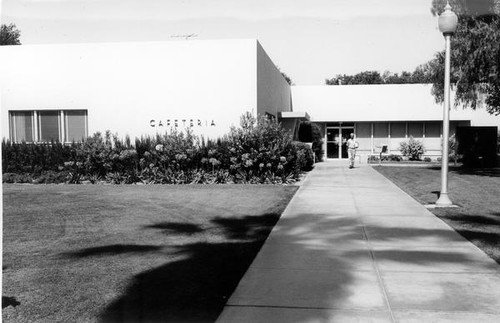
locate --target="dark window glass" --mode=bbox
[373,122,388,138]
[408,122,424,137]
[66,110,87,142]
[10,111,33,142]
[39,111,60,142]
[390,122,406,138]
[425,122,441,137]
[356,123,371,138]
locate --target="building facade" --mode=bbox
[1,39,292,142]
[1,39,499,162]
[292,85,499,160]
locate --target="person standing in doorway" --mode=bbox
[347,133,358,169]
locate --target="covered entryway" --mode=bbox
[326,123,354,159]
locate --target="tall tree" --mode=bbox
[429,0,500,115]
[277,67,294,85]
[0,23,22,45]
[326,69,432,85]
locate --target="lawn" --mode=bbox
[2,184,297,323]
[374,166,500,264]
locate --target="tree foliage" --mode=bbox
[277,67,294,85]
[0,23,22,45]
[325,68,432,85]
[428,0,500,115]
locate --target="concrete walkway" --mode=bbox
[217,161,500,323]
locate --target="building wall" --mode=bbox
[293,84,500,161]
[256,42,292,118]
[1,39,259,140]
[315,120,472,161]
[291,84,500,127]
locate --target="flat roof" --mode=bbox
[291,84,492,123]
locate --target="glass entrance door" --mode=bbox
[326,127,339,159]
[326,126,354,159]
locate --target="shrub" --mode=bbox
[2,113,314,184]
[448,134,463,165]
[298,121,324,162]
[367,154,401,163]
[399,137,425,161]
[3,173,34,183]
[424,157,432,162]
[384,154,402,162]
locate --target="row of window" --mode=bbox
[355,122,442,139]
[9,110,88,143]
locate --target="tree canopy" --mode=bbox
[0,23,22,45]
[428,0,500,115]
[325,1,500,115]
[325,68,432,85]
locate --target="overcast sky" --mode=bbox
[1,0,445,85]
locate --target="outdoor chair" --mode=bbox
[368,145,388,165]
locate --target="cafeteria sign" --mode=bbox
[150,119,216,128]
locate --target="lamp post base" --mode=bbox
[436,192,453,207]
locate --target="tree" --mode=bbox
[427,0,500,115]
[281,72,294,85]
[326,71,383,85]
[326,69,432,85]
[277,67,294,85]
[0,23,22,45]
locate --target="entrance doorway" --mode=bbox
[326,126,354,159]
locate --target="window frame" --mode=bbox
[8,109,88,143]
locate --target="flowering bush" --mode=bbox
[399,137,425,161]
[2,113,315,184]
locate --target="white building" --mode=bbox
[1,39,499,161]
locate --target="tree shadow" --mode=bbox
[144,222,204,235]
[451,167,500,177]
[61,244,163,258]
[86,213,281,322]
[440,213,500,226]
[2,296,21,308]
[431,190,440,198]
[98,241,263,323]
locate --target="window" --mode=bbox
[9,110,87,143]
[373,122,388,138]
[65,110,87,142]
[355,123,371,138]
[9,111,34,142]
[390,122,406,138]
[39,111,60,142]
[425,122,441,138]
[408,122,424,137]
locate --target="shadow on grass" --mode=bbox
[440,213,500,226]
[62,244,163,258]
[144,222,204,235]
[426,165,500,177]
[2,296,21,309]
[452,167,500,177]
[56,213,279,322]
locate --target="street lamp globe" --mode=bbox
[438,3,458,35]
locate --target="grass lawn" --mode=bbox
[374,166,500,264]
[2,184,297,322]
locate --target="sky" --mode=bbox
[0,0,446,85]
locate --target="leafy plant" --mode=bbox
[2,113,315,184]
[399,137,425,161]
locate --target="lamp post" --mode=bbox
[436,1,458,206]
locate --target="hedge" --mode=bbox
[3,113,314,184]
